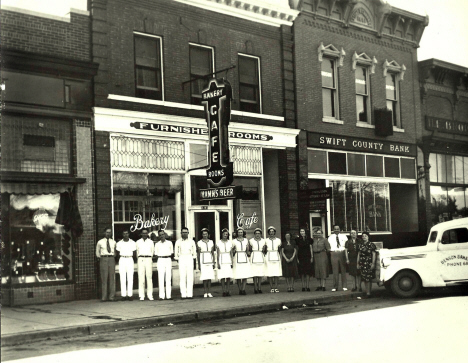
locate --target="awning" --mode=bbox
[1,182,72,195]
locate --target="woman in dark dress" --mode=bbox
[296,228,313,291]
[357,231,377,298]
[345,230,361,292]
[281,232,298,292]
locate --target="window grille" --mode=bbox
[111,136,185,171]
[230,145,262,176]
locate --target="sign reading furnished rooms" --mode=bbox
[307,132,417,157]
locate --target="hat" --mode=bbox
[267,226,276,232]
[221,228,229,234]
[237,227,244,232]
[254,228,262,233]
[201,228,209,234]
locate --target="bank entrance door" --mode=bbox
[192,209,231,242]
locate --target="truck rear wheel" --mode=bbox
[390,270,421,298]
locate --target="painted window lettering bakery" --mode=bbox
[130,213,169,232]
[308,133,416,156]
[129,122,273,141]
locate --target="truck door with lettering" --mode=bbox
[438,227,468,283]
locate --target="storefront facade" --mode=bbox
[1,7,98,305]
[419,59,468,232]
[291,0,428,247]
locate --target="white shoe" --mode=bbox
[139,297,144,301]
[343,288,348,291]
[204,293,208,298]
[207,293,213,298]
[148,297,154,301]
[331,288,337,292]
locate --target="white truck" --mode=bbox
[379,217,468,298]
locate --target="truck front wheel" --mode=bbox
[390,270,421,298]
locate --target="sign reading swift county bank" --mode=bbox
[307,132,417,157]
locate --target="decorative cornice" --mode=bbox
[172,0,299,27]
[352,52,377,74]
[318,42,346,67]
[383,59,406,81]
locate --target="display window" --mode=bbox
[330,180,391,233]
[233,176,263,239]
[2,194,72,285]
[112,171,184,242]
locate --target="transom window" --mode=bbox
[134,33,163,100]
[190,44,214,105]
[238,54,261,113]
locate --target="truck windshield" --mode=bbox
[428,231,438,243]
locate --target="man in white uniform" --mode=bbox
[327,225,348,291]
[116,230,136,300]
[136,229,154,300]
[174,227,197,299]
[154,229,173,300]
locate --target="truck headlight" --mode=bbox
[381,257,391,268]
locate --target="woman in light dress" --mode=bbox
[265,226,282,293]
[197,228,215,298]
[216,228,233,297]
[249,228,266,294]
[232,227,252,295]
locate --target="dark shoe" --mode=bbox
[291,288,295,292]
[258,289,262,294]
[101,299,108,302]
[254,289,258,294]
[302,288,306,292]
[352,287,357,292]
[187,297,193,299]
[222,292,226,297]
[359,288,362,292]
[227,292,231,296]
[315,287,322,291]
[306,288,310,292]
[322,287,326,291]
[128,296,134,301]
[243,290,247,295]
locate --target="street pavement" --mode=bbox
[1,276,379,346]
[3,294,467,363]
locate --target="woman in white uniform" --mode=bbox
[232,227,252,295]
[197,228,215,298]
[265,226,282,292]
[216,228,233,297]
[249,228,266,294]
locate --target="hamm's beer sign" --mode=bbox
[200,78,241,201]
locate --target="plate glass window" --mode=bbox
[356,66,369,122]
[134,34,162,100]
[238,55,261,113]
[190,45,213,105]
[322,59,338,118]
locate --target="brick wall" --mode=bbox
[92,0,286,125]
[0,10,91,61]
[294,14,420,145]
[278,147,299,235]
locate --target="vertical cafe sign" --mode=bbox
[200,78,242,201]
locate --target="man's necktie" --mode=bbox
[107,238,111,253]
[336,235,340,248]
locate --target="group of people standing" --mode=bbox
[96,224,377,302]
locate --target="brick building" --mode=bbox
[418,59,468,232]
[90,0,300,288]
[1,6,98,305]
[290,0,428,247]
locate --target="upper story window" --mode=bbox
[383,59,406,129]
[134,33,163,100]
[322,58,338,118]
[190,44,214,105]
[356,67,370,122]
[352,52,377,124]
[318,43,345,121]
[386,73,399,127]
[238,54,261,114]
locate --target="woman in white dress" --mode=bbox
[232,227,252,295]
[197,228,215,298]
[265,226,282,293]
[249,228,266,294]
[216,228,233,297]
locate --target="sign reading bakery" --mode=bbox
[307,132,417,157]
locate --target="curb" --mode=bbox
[1,292,364,347]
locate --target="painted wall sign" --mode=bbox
[237,212,259,229]
[202,78,234,187]
[426,116,468,135]
[307,132,417,156]
[200,186,243,201]
[130,213,169,232]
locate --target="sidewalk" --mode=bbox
[1,277,383,347]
